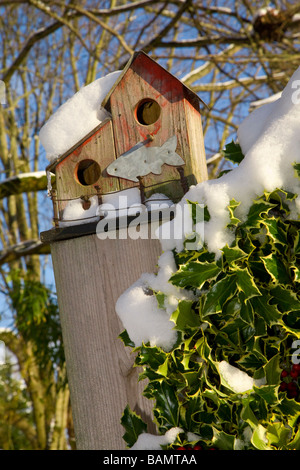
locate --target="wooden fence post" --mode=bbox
[47,230,161,449]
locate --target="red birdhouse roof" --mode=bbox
[102,50,208,111]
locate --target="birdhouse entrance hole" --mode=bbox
[135,98,161,126]
[76,159,101,186]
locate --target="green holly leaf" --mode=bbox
[270,285,300,313]
[220,316,255,346]
[136,344,167,370]
[293,162,300,178]
[263,218,287,245]
[156,292,166,309]
[263,354,281,385]
[212,428,235,450]
[235,267,261,300]
[186,200,208,224]
[292,265,300,283]
[119,329,135,348]
[180,393,203,429]
[248,258,271,284]
[250,295,281,326]
[251,424,272,450]
[204,205,210,222]
[286,427,300,450]
[157,358,169,377]
[277,397,300,417]
[170,261,221,289]
[253,385,278,405]
[266,421,291,448]
[239,296,255,325]
[261,253,291,285]
[241,400,259,428]
[171,300,200,331]
[152,382,179,429]
[243,199,276,228]
[194,335,214,364]
[223,140,244,164]
[121,405,147,448]
[294,231,300,255]
[222,244,248,264]
[237,352,267,373]
[202,274,237,316]
[227,199,241,227]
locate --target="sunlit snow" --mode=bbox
[39,71,121,162]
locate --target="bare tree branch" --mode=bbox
[2,22,61,84]
[0,172,54,199]
[192,72,285,92]
[0,239,50,266]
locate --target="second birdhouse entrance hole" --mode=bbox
[136,98,161,125]
[76,159,101,186]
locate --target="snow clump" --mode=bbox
[39,71,122,162]
[116,66,300,352]
[131,427,183,450]
[115,251,195,351]
[59,195,99,227]
[218,361,266,394]
[159,66,300,257]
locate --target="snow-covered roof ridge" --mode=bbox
[39,70,122,163]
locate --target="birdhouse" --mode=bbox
[45,51,208,229]
[39,51,209,450]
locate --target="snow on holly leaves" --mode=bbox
[117,65,300,355]
[118,67,300,450]
[39,60,300,450]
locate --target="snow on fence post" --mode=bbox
[40,51,208,450]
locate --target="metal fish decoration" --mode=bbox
[106,135,184,182]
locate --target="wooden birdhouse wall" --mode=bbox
[54,119,119,216]
[47,51,208,225]
[182,96,208,183]
[103,52,207,200]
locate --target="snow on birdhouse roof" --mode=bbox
[40,51,207,168]
[40,70,122,164]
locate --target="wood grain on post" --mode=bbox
[51,233,161,450]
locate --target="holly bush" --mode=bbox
[121,144,300,450]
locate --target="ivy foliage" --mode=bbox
[9,271,65,370]
[121,145,300,450]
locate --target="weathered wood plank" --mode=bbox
[55,119,119,214]
[51,233,162,449]
[183,96,208,183]
[106,52,207,200]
